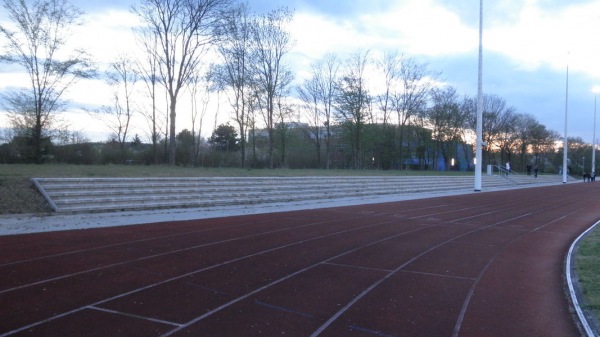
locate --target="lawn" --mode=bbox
[0,163,472,178]
[576,225,600,328]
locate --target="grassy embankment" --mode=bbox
[576,228,600,326]
[0,163,473,178]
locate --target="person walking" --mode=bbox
[506,162,510,176]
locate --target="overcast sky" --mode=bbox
[2,0,600,144]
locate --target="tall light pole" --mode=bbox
[562,63,569,184]
[474,0,484,191]
[592,87,600,177]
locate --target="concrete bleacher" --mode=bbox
[31,173,573,214]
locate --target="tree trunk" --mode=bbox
[169,96,177,165]
[33,118,43,164]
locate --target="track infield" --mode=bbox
[1,183,598,336]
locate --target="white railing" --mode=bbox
[491,164,519,178]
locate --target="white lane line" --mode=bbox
[398,270,477,281]
[452,208,585,337]
[88,306,183,327]
[410,194,548,222]
[158,224,432,337]
[254,301,314,318]
[321,262,393,273]
[566,219,600,337]
[450,248,504,337]
[0,217,348,294]
[347,324,395,337]
[409,204,491,220]
[309,229,471,337]
[0,221,255,267]
[312,205,565,337]
[1,218,403,336]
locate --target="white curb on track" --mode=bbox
[566,220,600,337]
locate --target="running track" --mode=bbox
[1,183,598,336]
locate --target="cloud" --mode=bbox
[290,0,477,59]
[0,72,29,92]
[359,0,477,56]
[288,11,360,61]
[71,9,143,67]
[485,0,600,76]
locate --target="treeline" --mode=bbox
[1,115,596,177]
[0,0,595,175]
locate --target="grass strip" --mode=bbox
[0,164,472,178]
[576,225,600,324]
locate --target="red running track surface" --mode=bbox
[0,183,598,336]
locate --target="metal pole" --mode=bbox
[562,64,569,184]
[593,93,597,176]
[474,0,483,191]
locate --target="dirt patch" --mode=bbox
[0,177,53,214]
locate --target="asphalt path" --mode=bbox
[0,183,598,336]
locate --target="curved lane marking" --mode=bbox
[566,219,600,337]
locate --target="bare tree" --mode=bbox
[529,121,559,171]
[319,54,339,169]
[247,96,259,167]
[297,54,339,169]
[250,7,294,168]
[0,0,94,163]
[390,54,435,169]
[215,2,253,168]
[464,93,517,166]
[376,51,400,126]
[133,0,232,165]
[335,50,371,169]
[275,94,293,167]
[427,86,466,170]
[370,51,402,169]
[509,113,535,171]
[297,71,323,167]
[482,95,516,165]
[91,55,138,161]
[187,71,212,166]
[496,109,520,166]
[136,30,162,164]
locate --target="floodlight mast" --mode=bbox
[474,0,483,192]
[592,88,599,176]
[563,64,569,184]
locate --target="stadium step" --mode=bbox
[31,174,572,213]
